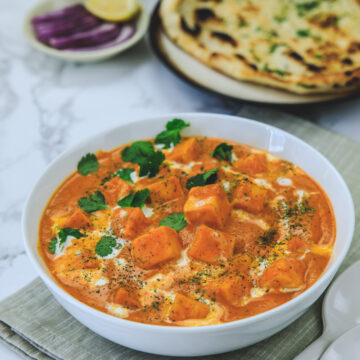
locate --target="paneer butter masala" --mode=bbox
[39,119,336,326]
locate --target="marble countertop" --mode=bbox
[0,0,359,358]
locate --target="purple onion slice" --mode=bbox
[71,23,136,51]
[32,4,88,24]
[34,15,102,43]
[49,23,121,50]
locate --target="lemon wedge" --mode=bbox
[85,0,140,22]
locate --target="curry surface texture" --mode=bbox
[39,134,336,326]
[160,0,360,94]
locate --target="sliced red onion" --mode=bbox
[34,15,102,43]
[34,11,95,30]
[32,3,137,51]
[32,4,88,24]
[71,24,136,51]
[49,23,121,50]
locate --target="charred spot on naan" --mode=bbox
[342,58,353,66]
[309,14,339,29]
[235,54,258,71]
[195,8,218,22]
[180,17,201,37]
[211,31,237,47]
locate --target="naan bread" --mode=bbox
[160,0,360,94]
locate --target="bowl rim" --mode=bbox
[23,0,150,62]
[22,112,355,334]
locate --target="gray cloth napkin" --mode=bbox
[1,106,359,360]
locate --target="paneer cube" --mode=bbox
[54,248,100,273]
[111,207,150,240]
[168,138,201,164]
[147,176,184,205]
[233,153,267,176]
[188,225,235,264]
[56,268,104,289]
[114,287,142,309]
[101,176,131,206]
[259,259,305,290]
[184,184,231,228]
[168,294,209,321]
[58,209,91,229]
[205,275,251,307]
[232,182,267,214]
[131,226,182,269]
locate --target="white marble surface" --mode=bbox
[0,0,359,359]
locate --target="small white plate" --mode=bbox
[150,3,357,105]
[23,0,149,62]
[321,326,360,360]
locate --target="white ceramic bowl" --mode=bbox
[23,0,150,62]
[22,113,355,356]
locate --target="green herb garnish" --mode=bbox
[118,189,150,208]
[78,191,108,213]
[262,63,286,77]
[274,16,286,23]
[211,142,233,162]
[121,141,165,178]
[258,230,277,244]
[186,168,218,189]
[314,53,323,60]
[159,213,187,231]
[298,199,316,214]
[116,168,135,183]
[77,153,99,175]
[95,236,117,257]
[122,141,154,163]
[151,301,160,310]
[296,29,310,37]
[48,238,57,254]
[280,199,315,219]
[295,1,320,14]
[48,227,84,254]
[269,43,286,54]
[155,118,190,149]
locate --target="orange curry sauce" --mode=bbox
[39,132,336,326]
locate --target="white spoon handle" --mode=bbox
[294,334,330,360]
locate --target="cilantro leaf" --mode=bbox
[121,141,165,178]
[48,238,57,254]
[95,236,117,257]
[211,143,233,162]
[58,228,83,244]
[186,168,218,189]
[138,151,165,178]
[48,227,84,254]
[155,118,190,149]
[78,191,108,213]
[159,213,187,231]
[77,153,99,175]
[166,119,190,131]
[118,189,150,208]
[122,141,154,163]
[116,168,135,183]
